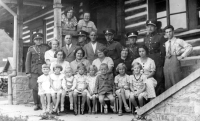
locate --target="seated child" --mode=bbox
[50,64,65,115]
[115,63,131,116]
[61,67,75,112]
[94,63,116,114]
[86,65,98,114]
[73,63,88,115]
[130,62,148,112]
[37,64,51,114]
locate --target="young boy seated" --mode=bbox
[94,63,116,113]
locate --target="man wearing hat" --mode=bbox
[103,28,122,63]
[25,33,49,111]
[126,31,140,60]
[143,19,167,95]
[76,30,89,47]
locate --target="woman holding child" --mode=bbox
[131,45,157,100]
[50,49,70,74]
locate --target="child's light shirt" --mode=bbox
[87,75,97,93]
[114,74,130,89]
[62,76,75,90]
[73,74,88,90]
[37,74,51,92]
[130,74,146,92]
[50,73,65,90]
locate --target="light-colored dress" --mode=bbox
[130,74,148,100]
[50,73,65,94]
[132,57,157,98]
[92,57,114,73]
[73,74,88,93]
[37,74,51,95]
[50,61,70,74]
[114,74,131,99]
[61,76,75,91]
[77,19,97,33]
[70,59,91,74]
[44,50,57,64]
[87,75,97,98]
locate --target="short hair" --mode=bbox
[97,47,108,56]
[74,47,85,57]
[51,39,59,46]
[42,64,50,69]
[121,46,130,58]
[137,45,149,55]
[54,49,66,59]
[164,25,174,31]
[100,63,108,69]
[77,63,87,72]
[88,65,98,73]
[64,34,72,38]
[131,62,142,71]
[64,67,73,73]
[83,11,90,16]
[116,63,127,73]
[53,64,63,71]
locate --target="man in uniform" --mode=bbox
[143,20,167,95]
[103,28,122,63]
[25,33,49,110]
[126,31,140,60]
[76,30,89,47]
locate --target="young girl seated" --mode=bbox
[37,64,51,114]
[130,62,148,112]
[50,64,65,115]
[73,63,88,115]
[94,63,116,114]
[115,63,131,116]
[61,67,75,112]
[86,65,98,114]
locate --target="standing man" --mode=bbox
[77,30,89,47]
[103,28,122,64]
[25,33,49,110]
[83,31,105,63]
[126,31,140,60]
[143,20,167,95]
[164,25,192,89]
[62,34,80,62]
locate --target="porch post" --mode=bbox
[17,0,23,73]
[53,0,62,47]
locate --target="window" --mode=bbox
[197,0,200,25]
[155,0,187,31]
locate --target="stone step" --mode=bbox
[185,38,200,47]
[189,46,200,56]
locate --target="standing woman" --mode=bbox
[25,33,49,110]
[50,50,70,74]
[45,39,59,65]
[70,48,91,74]
[132,45,157,100]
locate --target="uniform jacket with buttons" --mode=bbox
[25,44,49,75]
[105,40,122,61]
[143,32,167,67]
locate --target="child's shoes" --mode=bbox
[110,105,116,113]
[104,104,108,114]
[125,106,131,112]
[70,104,73,110]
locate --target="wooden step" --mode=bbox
[185,38,200,47]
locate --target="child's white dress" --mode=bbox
[50,73,65,94]
[87,75,97,99]
[37,74,51,95]
[73,74,88,93]
[115,74,131,99]
[62,76,75,91]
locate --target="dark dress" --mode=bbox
[114,57,133,75]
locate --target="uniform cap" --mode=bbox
[77,30,88,36]
[32,33,43,40]
[103,28,115,35]
[146,19,157,26]
[126,31,138,38]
